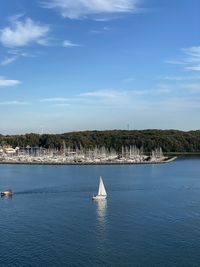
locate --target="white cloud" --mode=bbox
[63,40,80,47]
[167,45,200,72]
[0,101,30,105]
[41,0,138,19]
[0,76,21,87]
[0,17,50,48]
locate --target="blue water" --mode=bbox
[1,159,200,266]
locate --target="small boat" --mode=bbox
[92,176,107,200]
[0,190,14,197]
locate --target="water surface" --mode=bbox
[1,159,200,266]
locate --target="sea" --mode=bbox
[1,158,200,266]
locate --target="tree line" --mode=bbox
[1,129,200,153]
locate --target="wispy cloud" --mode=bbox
[167,45,200,72]
[165,60,187,65]
[123,77,135,83]
[54,103,70,107]
[0,76,21,87]
[41,88,171,108]
[39,90,132,108]
[0,101,30,106]
[8,49,35,57]
[37,88,200,130]
[80,87,171,99]
[1,49,37,66]
[94,16,120,22]
[154,84,173,94]
[183,46,200,71]
[79,89,127,99]
[8,13,25,23]
[0,17,50,48]
[158,77,200,94]
[62,40,80,47]
[1,56,18,66]
[76,89,139,108]
[180,83,200,93]
[90,26,109,34]
[161,75,200,81]
[41,0,138,19]
[183,46,200,58]
[40,97,70,102]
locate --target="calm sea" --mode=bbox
[1,158,200,266]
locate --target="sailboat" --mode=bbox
[92,176,107,200]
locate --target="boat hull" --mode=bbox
[92,195,106,200]
[1,191,14,197]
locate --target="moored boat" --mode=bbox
[0,190,14,196]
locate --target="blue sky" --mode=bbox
[0,0,200,134]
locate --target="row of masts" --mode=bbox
[0,144,165,163]
[64,145,164,159]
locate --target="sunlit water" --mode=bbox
[1,158,200,266]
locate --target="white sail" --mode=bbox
[98,176,107,196]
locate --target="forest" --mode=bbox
[1,129,200,153]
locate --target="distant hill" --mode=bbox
[1,130,200,153]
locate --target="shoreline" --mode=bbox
[0,157,177,166]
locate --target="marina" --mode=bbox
[0,145,177,165]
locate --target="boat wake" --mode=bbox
[14,186,94,195]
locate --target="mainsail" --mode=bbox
[98,176,107,196]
